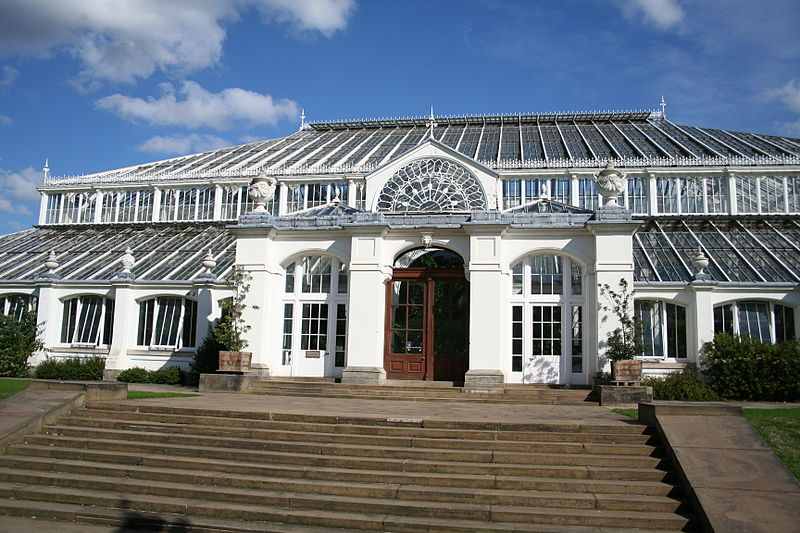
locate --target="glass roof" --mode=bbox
[0,224,234,282]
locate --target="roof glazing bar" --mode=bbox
[592,121,623,159]
[634,233,662,281]
[765,220,800,253]
[518,116,525,160]
[86,227,190,280]
[653,220,694,279]
[574,120,597,159]
[455,123,468,152]
[233,134,309,173]
[678,220,731,281]
[665,120,723,158]
[609,121,647,158]
[473,120,486,160]
[288,130,347,170]
[627,121,674,159]
[723,130,777,160]
[164,231,228,280]
[262,135,325,171]
[649,121,699,158]
[137,228,221,280]
[188,240,236,280]
[332,128,382,169]
[752,133,800,157]
[496,118,503,164]
[555,121,573,161]
[380,127,414,166]
[356,127,398,167]
[707,220,767,282]
[735,220,800,282]
[537,121,548,164]
[696,128,750,159]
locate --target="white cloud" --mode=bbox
[616,0,685,30]
[0,65,18,87]
[97,81,299,130]
[0,1,355,87]
[0,166,40,214]
[766,79,800,114]
[0,115,11,126]
[139,133,231,155]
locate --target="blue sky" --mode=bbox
[0,0,799,232]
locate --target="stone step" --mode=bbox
[0,482,689,531]
[15,438,669,480]
[39,425,662,466]
[247,389,589,404]
[75,407,653,444]
[0,467,683,514]
[85,402,647,434]
[0,454,675,495]
[54,415,657,453]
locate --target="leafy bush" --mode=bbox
[189,330,227,386]
[116,367,150,383]
[702,334,800,401]
[0,312,43,378]
[642,368,720,401]
[35,356,105,381]
[117,366,182,385]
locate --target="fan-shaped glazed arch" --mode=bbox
[376,158,487,213]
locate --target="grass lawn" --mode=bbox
[744,408,800,480]
[0,378,30,400]
[612,408,638,418]
[127,391,200,400]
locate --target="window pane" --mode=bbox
[571,305,583,373]
[511,263,523,295]
[714,304,734,336]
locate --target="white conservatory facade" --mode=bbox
[2,110,800,386]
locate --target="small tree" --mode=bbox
[0,311,44,377]
[598,278,642,362]
[214,266,252,352]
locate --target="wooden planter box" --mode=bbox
[611,360,642,383]
[218,351,252,373]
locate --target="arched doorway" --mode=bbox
[384,247,469,385]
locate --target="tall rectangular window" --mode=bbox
[736,177,759,213]
[137,297,196,349]
[706,177,729,213]
[775,304,796,344]
[525,178,569,204]
[301,303,328,351]
[578,178,597,210]
[665,303,687,358]
[503,179,522,209]
[627,176,648,214]
[789,177,800,213]
[571,263,582,296]
[511,263,523,295]
[530,255,562,295]
[307,183,328,208]
[175,189,196,221]
[196,187,215,221]
[136,190,153,222]
[118,191,137,222]
[287,184,305,213]
[221,186,239,220]
[760,176,786,213]
[45,193,63,224]
[656,178,678,213]
[335,304,347,367]
[738,302,771,343]
[680,178,704,214]
[531,304,561,356]
[636,301,664,357]
[337,264,348,294]
[713,304,734,335]
[79,193,97,223]
[101,192,117,223]
[571,305,583,373]
[160,190,177,221]
[511,305,523,372]
[282,303,293,365]
[62,194,81,224]
[60,296,113,346]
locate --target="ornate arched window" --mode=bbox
[376,158,487,213]
[714,301,795,344]
[60,295,114,346]
[281,255,348,373]
[0,293,37,321]
[509,254,584,384]
[136,296,197,350]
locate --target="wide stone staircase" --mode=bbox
[249,379,596,404]
[0,402,691,532]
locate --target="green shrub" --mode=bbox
[0,312,43,378]
[35,356,105,381]
[702,334,800,401]
[116,367,150,383]
[117,366,183,385]
[149,366,181,385]
[642,368,720,401]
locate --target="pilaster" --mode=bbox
[38,193,47,225]
[690,280,717,363]
[104,279,135,379]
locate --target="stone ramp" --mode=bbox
[0,402,691,532]
[249,379,596,404]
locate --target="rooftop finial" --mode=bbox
[42,159,49,180]
[300,108,306,130]
[426,105,437,140]
[660,96,667,119]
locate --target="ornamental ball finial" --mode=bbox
[44,250,59,273]
[202,249,217,272]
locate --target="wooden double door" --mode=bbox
[384,268,469,385]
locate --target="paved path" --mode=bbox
[0,388,80,447]
[115,391,632,426]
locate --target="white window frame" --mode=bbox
[59,295,114,348]
[634,299,688,361]
[509,254,585,384]
[713,300,796,344]
[136,296,198,351]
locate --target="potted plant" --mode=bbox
[216,266,253,373]
[599,279,643,382]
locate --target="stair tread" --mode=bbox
[55,415,655,450]
[0,481,688,521]
[40,425,658,461]
[6,445,671,483]
[0,464,679,505]
[0,497,686,533]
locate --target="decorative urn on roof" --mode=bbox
[595,162,627,208]
[120,248,135,275]
[44,250,59,274]
[248,172,277,213]
[691,248,711,280]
